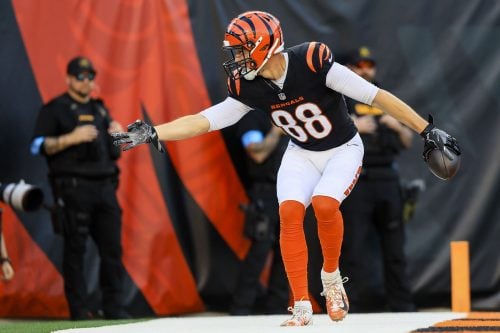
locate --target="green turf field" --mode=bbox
[0,318,145,333]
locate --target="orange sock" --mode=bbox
[311,195,343,273]
[279,200,308,301]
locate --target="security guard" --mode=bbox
[339,47,416,312]
[31,57,129,319]
[230,110,289,315]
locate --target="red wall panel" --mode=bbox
[11,0,249,315]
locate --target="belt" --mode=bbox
[52,175,116,187]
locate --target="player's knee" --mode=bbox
[279,200,305,230]
[312,195,340,221]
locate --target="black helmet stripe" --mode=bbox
[239,16,256,38]
[228,22,255,44]
[255,14,275,50]
[227,22,249,45]
[227,31,244,45]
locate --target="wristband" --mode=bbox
[0,257,11,264]
[420,123,435,138]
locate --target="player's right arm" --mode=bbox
[113,97,252,151]
[157,96,252,140]
[154,114,210,141]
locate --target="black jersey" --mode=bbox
[228,42,357,151]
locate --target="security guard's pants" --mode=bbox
[340,174,415,312]
[53,176,125,319]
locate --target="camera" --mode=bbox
[401,178,426,223]
[401,178,426,204]
[0,180,44,212]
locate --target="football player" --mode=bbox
[113,11,460,326]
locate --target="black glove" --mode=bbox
[420,115,460,161]
[111,120,163,152]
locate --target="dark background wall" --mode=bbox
[0,0,498,317]
[188,0,500,310]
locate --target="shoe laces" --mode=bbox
[286,305,311,323]
[320,276,349,306]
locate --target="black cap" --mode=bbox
[345,46,376,66]
[66,56,96,76]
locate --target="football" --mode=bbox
[425,147,461,180]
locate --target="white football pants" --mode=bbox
[277,133,364,206]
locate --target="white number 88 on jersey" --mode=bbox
[271,103,333,142]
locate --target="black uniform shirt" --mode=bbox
[228,42,357,152]
[345,97,404,167]
[236,110,288,185]
[32,93,119,178]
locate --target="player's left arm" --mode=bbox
[326,62,428,133]
[326,63,459,148]
[372,89,427,134]
[373,89,460,155]
[326,62,460,177]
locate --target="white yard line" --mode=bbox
[54,312,465,333]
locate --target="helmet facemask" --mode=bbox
[222,41,259,80]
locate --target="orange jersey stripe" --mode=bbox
[306,42,316,72]
[319,43,326,68]
[325,47,331,61]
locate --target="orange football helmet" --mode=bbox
[223,11,284,80]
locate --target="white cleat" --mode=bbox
[280,303,313,326]
[321,275,349,322]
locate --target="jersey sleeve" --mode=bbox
[325,62,379,105]
[199,97,252,131]
[303,42,334,77]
